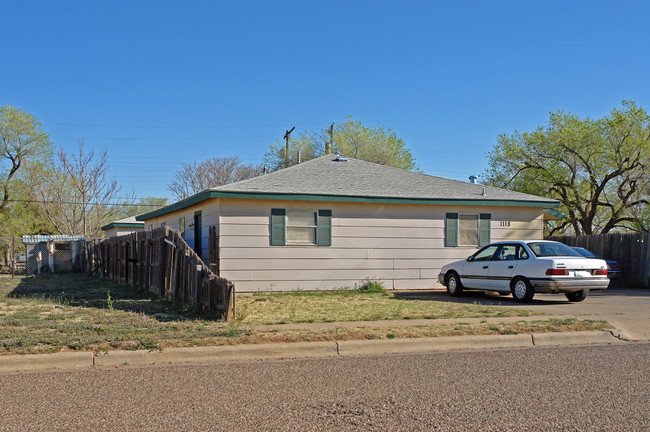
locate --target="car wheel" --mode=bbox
[446,272,463,297]
[565,289,588,302]
[511,277,534,303]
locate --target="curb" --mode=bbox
[0,351,93,373]
[94,341,339,367]
[337,333,533,356]
[0,331,622,373]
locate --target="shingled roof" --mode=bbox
[137,155,558,220]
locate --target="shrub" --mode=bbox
[356,278,385,293]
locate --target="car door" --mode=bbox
[488,244,520,291]
[460,245,499,289]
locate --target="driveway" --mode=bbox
[436,287,650,341]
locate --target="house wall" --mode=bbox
[142,200,221,259]
[104,227,145,238]
[216,198,545,292]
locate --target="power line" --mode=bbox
[6,198,166,207]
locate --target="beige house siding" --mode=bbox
[215,198,544,292]
[142,200,221,259]
[103,227,145,238]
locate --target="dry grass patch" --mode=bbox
[237,290,537,325]
[0,274,610,356]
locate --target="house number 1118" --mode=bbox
[500,220,511,227]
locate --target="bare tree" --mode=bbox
[167,156,262,200]
[28,142,133,237]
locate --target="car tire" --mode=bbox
[511,277,534,303]
[565,289,588,302]
[446,272,463,297]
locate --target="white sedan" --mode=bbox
[438,240,610,303]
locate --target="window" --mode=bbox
[473,245,499,261]
[495,244,528,261]
[271,208,331,246]
[527,242,582,258]
[445,213,490,247]
[179,217,185,239]
[287,210,317,244]
[459,214,478,246]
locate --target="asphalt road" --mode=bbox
[427,287,650,340]
[1,343,648,431]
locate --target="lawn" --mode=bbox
[0,274,611,355]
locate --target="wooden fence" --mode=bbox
[85,226,234,320]
[547,232,650,286]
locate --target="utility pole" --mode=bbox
[326,123,334,153]
[284,126,295,168]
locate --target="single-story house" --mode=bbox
[135,154,561,292]
[101,216,145,238]
[22,235,85,274]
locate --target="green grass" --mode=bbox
[0,273,611,355]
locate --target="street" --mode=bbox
[1,343,648,431]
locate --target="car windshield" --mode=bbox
[573,247,599,258]
[527,242,583,257]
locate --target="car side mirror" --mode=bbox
[466,256,474,262]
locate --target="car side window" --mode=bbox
[473,245,499,261]
[517,245,529,260]
[495,245,517,261]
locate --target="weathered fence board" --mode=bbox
[85,227,234,320]
[547,232,649,286]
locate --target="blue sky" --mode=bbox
[2,1,649,203]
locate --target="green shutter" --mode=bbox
[318,209,332,246]
[445,213,458,247]
[479,213,491,246]
[270,208,286,246]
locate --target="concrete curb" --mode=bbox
[0,331,623,373]
[530,330,620,346]
[94,341,339,367]
[337,334,533,356]
[0,351,93,373]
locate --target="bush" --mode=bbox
[356,278,385,293]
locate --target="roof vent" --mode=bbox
[481,187,486,196]
[469,175,478,184]
[334,152,348,162]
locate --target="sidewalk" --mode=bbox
[0,314,631,374]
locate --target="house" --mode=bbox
[135,155,561,292]
[101,216,145,238]
[22,235,85,274]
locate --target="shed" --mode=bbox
[22,235,85,274]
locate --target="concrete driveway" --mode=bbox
[435,287,650,341]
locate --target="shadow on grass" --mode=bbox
[5,273,203,322]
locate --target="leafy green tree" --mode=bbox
[264,117,417,171]
[0,105,53,216]
[485,100,650,235]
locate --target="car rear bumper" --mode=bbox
[529,277,610,293]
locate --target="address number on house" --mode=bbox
[500,220,511,227]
